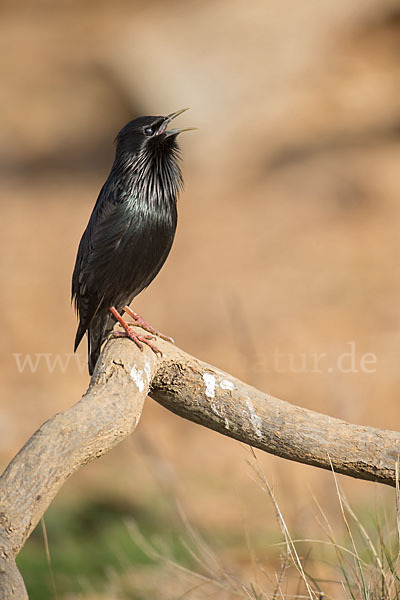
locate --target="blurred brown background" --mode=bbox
[1,0,400,597]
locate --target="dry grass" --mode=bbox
[116,453,400,600]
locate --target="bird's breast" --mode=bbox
[102,192,178,305]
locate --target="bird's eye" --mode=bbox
[144,127,154,136]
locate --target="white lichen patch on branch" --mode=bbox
[245,398,263,440]
[203,373,235,398]
[144,361,151,383]
[220,379,235,391]
[130,366,145,392]
[203,373,216,398]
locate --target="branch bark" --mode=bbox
[1,333,399,597]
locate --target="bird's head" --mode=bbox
[116,108,194,157]
[113,109,194,201]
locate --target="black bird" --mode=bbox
[72,108,193,375]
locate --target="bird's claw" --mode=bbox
[125,322,174,344]
[122,306,174,344]
[111,328,162,356]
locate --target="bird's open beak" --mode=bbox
[161,108,196,137]
[167,108,190,121]
[164,127,197,137]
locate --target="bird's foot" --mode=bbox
[122,306,174,344]
[109,306,162,355]
[111,329,162,355]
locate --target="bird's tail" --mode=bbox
[74,321,87,354]
[87,314,114,375]
[88,329,102,376]
[74,311,113,375]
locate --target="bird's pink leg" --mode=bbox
[122,305,174,344]
[109,306,161,354]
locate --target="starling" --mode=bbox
[72,109,193,375]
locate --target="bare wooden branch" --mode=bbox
[1,332,399,596]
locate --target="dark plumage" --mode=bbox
[72,109,193,374]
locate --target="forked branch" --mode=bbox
[1,333,399,597]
